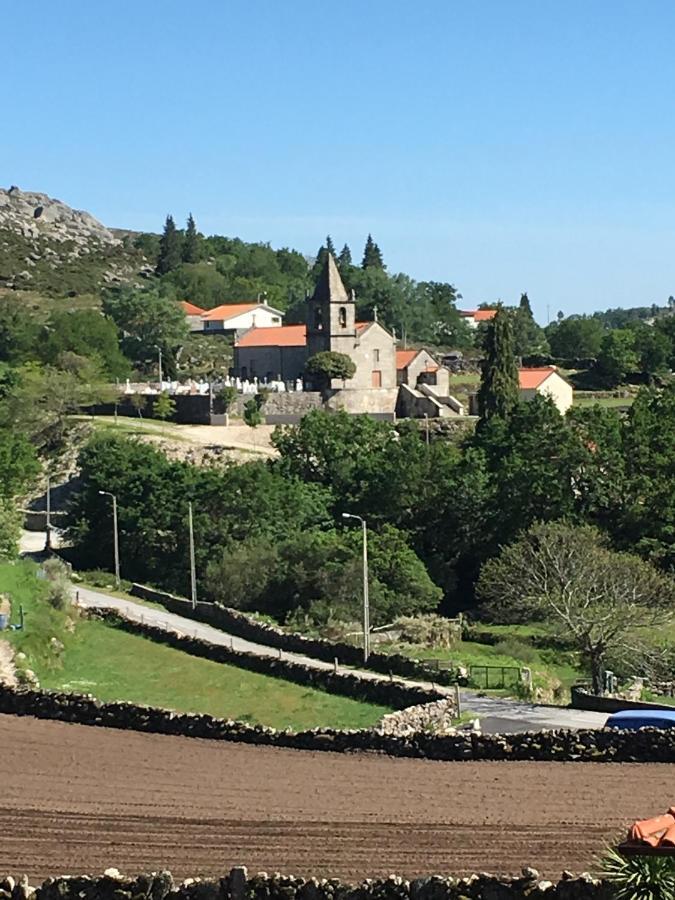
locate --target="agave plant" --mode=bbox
[602,847,675,900]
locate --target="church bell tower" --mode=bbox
[306,252,356,359]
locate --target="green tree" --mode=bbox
[629,322,671,378]
[362,233,384,270]
[103,286,188,373]
[130,393,146,418]
[218,385,238,413]
[595,329,638,385]
[0,298,38,364]
[476,306,520,421]
[0,499,22,561]
[182,213,200,264]
[305,351,356,387]
[545,316,604,358]
[337,243,352,270]
[513,292,549,357]
[156,214,183,275]
[325,235,336,257]
[476,521,675,693]
[39,310,130,378]
[243,397,263,428]
[153,391,176,421]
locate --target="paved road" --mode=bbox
[73,582,608,733]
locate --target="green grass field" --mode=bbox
[572,396,634,408]
[1,562,390,730]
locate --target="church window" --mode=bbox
[374,348,380,363]
[339,306,347,328]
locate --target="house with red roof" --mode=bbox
[518,366,573,414]
[459,308,498,328]
[180,300,207,332]
[200,301,284,334]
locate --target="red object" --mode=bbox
[619,809,675,856]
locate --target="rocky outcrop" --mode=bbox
[376,699,466,737]
[0,868,611,900]
[0,186,119,247]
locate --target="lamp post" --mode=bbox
[156,346,163,389]
[342,512,370,662]
[188,501,197,610]
[98,490,120,589]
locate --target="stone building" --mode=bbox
[234,253,397,392]
[306,254,397,390]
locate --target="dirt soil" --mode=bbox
[1,714,671,882]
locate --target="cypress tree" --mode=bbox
[477,306,520,421]
[362,233,384,269]
[325,235,336,258]
[156,215,183,275]
[513,291,549,356]
[182,213,200,264]
[338,243,352,270]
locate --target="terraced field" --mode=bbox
[1,714,671,881]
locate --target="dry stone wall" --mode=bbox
[0,867,611,900]
[91,609,445,711]
[1,683,674,762]
[129,585,463,687]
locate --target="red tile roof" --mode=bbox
[518,366,558,390]
[236,324,307,348]
[180,300,206,316]
[396,349,418,370]
[460,309,498,322]
[201,303,260,322]
[356,321,370,333]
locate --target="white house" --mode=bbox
[459,309,498,329]
[519,366,574,414]
[199,302,284,334]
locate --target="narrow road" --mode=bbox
[72,583,608,733]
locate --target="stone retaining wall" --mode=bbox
[570,685,675,714]
[1,682,674,762]
[92,609,445,711]
[0,867,611,900]
[129,585,463,687]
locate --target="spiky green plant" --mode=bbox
[602,847,675,900]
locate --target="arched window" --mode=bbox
[339,306,347,328]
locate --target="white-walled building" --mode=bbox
[197,302,284,334]
[519,366,574,414]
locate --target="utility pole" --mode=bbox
[157,346,163,389]
[44,474,51,551]
[98,491,120,589]
[188,501,197,610]
[342,513,370,662]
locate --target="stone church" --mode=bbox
[235,253,397,394]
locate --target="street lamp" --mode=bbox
[98,490,121,589]
[156,346,163,389]
[342,512,370,662]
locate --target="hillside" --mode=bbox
[0,185,150,295]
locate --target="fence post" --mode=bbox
[334,657,338,674]
[454,682,461,718]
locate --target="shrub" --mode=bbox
[601,846,675,900]
[394,614,461,648]
[41,557,72,610]
[493,637,538,664]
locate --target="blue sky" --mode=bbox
[3,1,675,321]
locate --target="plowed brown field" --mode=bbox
[0,714,671,881]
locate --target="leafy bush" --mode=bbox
[394,614,460,648]
[493,637,537,664]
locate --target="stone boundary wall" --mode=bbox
[1,682,674,762]
[129,584,463,687]
[91,609,445,711]
[570,685,675,714]
[0,867,611,900]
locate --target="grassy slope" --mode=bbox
[1,562,390,730]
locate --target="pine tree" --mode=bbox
[338,244,352,270]
[156,215,183,275]
[182,213,200,264]
[325,235,336,258]
[477,306,520,422]
[362,234,384,269]
[513,292,549,357]
[311,243,328,281]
